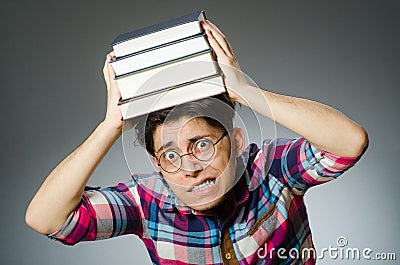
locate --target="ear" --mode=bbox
[151,156,161,171]
[231,127,245,157]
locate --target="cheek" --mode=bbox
[212,148,234,171]
[214,151,238,184]
[163,174,187,187]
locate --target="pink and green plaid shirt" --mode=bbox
[48,138,360,264]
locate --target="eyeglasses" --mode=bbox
[156,131,228,173]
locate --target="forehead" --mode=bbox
[153,117,220,147]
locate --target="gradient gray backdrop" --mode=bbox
[1,0,399,264]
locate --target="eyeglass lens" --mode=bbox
[158,132,227,173]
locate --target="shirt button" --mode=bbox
[225,253,232,260]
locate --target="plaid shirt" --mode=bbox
[49,138,360,264]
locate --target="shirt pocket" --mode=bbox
[248,204,276,236]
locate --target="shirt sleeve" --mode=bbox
[274,138,362,194]
[47,181,143,245]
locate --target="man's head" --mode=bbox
[135,93,245,211]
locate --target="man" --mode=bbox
[25,21,368,264]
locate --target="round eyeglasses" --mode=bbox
[156,131,228,173]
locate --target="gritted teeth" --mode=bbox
[192,178,216,192]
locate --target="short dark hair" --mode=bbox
[134,92,235,157]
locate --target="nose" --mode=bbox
[180,155,204,176]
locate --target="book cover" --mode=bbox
[112,10,205,46]
[112,10,206,57]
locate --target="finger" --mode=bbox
[106,59,116,79]
[103,52,117,89]
[103,58,111,88]
[103,52,114,72]
[203,20,235,57]
[204,20,227,40]
[206,20,235,55]
[106,61,121,100]
[103,58,110,87]
[106,51,116,61]
[205,27,228,60]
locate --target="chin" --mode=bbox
[188,194,227,212]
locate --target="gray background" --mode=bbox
[1,0,399,264]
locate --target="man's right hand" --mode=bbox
[102,52,123,131]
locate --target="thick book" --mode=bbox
[116,51,220,101]
[112,10,206,58]
[111,33,210,77]
[119,75,225,120]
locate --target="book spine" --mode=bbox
[118,72,223,105]
[120,75,225,120]
[114,33,206,61]
[114,48,213,79]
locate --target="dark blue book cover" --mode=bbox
[112,10,206,46]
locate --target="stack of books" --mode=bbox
[110,10,225,120]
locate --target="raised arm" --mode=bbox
[202,20,368,157]
[25,53,122,234]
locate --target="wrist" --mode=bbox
[232,84,257,106]
[99,120,123,140]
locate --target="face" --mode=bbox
[152,117,244,211]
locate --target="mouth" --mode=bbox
[190,178,217,192]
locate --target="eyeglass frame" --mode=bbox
[156,131,229,173]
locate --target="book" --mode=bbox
[111,10,226,120]
[112,10,206,58]
[111,33,211,77]
[116,51,220,101]
[119,75,225,120]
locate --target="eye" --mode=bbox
[163,150,179,162]
[195,139,212,150]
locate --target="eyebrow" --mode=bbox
[155,134,213,154]
[156,141,173,154]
